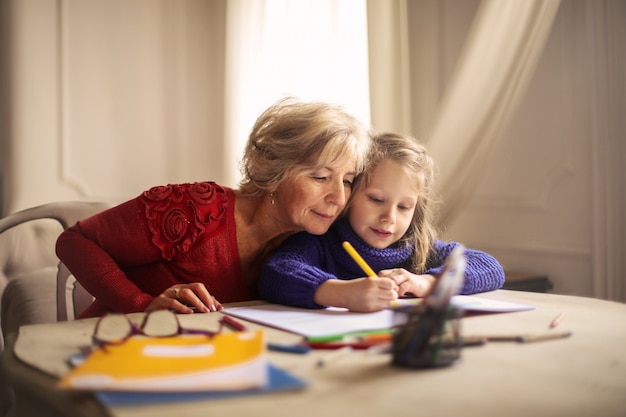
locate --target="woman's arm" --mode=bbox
[56,199,160,314]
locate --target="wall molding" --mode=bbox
[470,240,590,260]
[588,0,626,301]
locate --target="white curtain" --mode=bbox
[223,0,371,187]
[424,0,561,226]
[366,0,412,135]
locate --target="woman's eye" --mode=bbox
[343,179,353,187]
[312,176,327,182]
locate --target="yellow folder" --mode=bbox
[59,330,267,392]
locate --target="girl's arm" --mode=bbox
[425,240,505,295]
[258,233,335,309]
[258,233,399,312]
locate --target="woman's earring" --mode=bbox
[270,193,275,205]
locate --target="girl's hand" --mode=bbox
[314,277,399,313]
[377,268,435,298]
[146,282,224,314]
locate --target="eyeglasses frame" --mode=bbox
[92,310,223,347]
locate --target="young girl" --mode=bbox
[257,132,505,312]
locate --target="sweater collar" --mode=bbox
[330,219,414,271]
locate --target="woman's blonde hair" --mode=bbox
[238,97,371,197]
[350,132,439,272]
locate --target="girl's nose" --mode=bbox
[380,207,395,224]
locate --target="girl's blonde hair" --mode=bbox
[239,97,371,198]
[350,132,439,272]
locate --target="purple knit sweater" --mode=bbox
[258,220,505,309]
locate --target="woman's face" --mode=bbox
[348,159,419,249]
[275,158,357,235]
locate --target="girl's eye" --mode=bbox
[368,196,383,203]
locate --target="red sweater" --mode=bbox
[56,182,255,318]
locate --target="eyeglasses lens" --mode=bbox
[95,315,132,343]
[142,310,179,337]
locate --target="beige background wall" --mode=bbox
[1,0,624,300]
[405,0,624,300]
[0,0,228,211]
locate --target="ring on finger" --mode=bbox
[173,287,181,299]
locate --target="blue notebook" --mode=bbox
[96,364,306,406]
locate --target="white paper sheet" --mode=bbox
[392,295,536,313]
[451,295,536,312]
[223,296,535,338]
[223,304,393,338]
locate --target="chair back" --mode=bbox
[0,201,110,322]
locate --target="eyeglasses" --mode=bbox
[92,310,222,346]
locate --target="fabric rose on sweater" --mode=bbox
[142,182,228,260]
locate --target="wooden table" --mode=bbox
[2,290,625,417]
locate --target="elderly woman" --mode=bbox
[56,97,371,318]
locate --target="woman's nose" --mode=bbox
[327,180,348,207]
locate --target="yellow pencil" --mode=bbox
[342,241,377,277]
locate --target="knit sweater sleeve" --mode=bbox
[425,240,505,295]
[56,198,158,315]
[56,182,231,316]
[258,232,335,309]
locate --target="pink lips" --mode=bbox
[371,228,392,238]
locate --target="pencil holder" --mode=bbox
[391,305,462,369]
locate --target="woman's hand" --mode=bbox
[314,277,399,313]
[377,268,435,298]
[146,282,224,314]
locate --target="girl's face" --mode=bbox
[274,158,357,235]
[348,159,419,249]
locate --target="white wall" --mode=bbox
[0,0,228,214]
